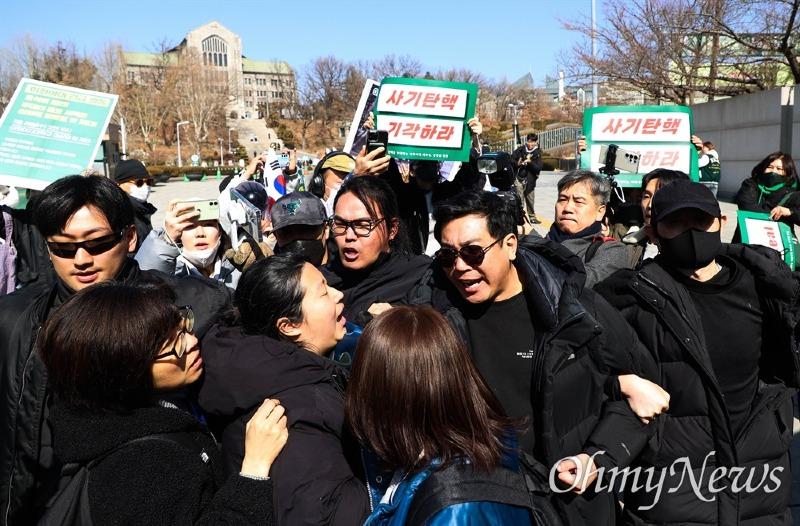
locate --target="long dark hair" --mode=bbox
[333,175,411,254]
[37,282,179,411]
[751,152,798,185]
[345,305,516,473]
[234,255,306,338]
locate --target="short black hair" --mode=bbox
[34,175,134,238]
[526,134,538,142]
[641,169,690,191]
[433,191,517,243]
[235,255,306,339]
[37,281,179,411]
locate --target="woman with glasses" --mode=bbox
[38,281,287,525]
[734,151,800,241]
[199,255,371,525]
[323,176,431,329]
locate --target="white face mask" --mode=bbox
[129,184,151,202]
[181,241,220,270]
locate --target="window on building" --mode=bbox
[202,35,229,68]
[127,70,135,83]
[271,79,278,88]
[272,91,278,98]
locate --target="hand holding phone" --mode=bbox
[367,130,388,156]
[175,198,220,222]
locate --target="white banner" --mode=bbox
[376,84,468,119]
[591,112,691,142]
[377,115,464,148]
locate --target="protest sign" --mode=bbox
[375,77,478,162]
[343,79,380,156]
[581,105,699,187]
[737,210,797,269]
[0,78,118,190]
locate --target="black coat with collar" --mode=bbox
[198,324,370,526]
[50,403,275,525]
[408,236,656,525]
[0,259,231,525]
[595,244,800,526]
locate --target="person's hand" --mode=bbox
[770,206,792,220]
[467,117,483,137]
[353,146,391,176]
[618,374,670,424]
[286,149,297,175]
[691,134,703,150]
[397,160,411,184]
[555,453,598,494]
[244,154,267,180]
[578,136,587,152]
[164,199,200,243]
[363,113,375,130]
[241,399,289,479]
[368,303,393,317]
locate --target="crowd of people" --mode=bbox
[0,113,799,526]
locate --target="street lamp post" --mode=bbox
[228,127,235,154]
[176,121,190,168]
[218,138,224,165]
[591,0,598,107]
[508,103,522,150]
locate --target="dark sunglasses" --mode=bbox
[46,231,125,258]
[329,217,386,238]
[155,306,195,360]
[132,178,154,187]
[434,238,502,268]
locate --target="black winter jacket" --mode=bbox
[1,204,53,289]
[198,324,370,526]
[0,259,231,525]
[50,403,275,525]
[131,196,157,252]
[322,251,431,328]
[595,244,800,525]
[734,178,800,240]
[408,236,656,525]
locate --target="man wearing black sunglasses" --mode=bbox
[0,175,230,525]
[113,158,157,251]
[409,190,662,525]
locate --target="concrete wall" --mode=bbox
[691,86,796,198]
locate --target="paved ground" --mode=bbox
[149,170,740,242]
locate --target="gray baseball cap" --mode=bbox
[271,191,327,231]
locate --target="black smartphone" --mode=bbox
[367,130,388,155]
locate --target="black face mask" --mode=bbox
[659,228,721,270]
[275,238,326,266]
[756,171,786,188]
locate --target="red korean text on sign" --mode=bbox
[387,121,402,138]
[386,90,403,106]
[422,93,441,108]
[402,123,421,139]
[420,124,439,139]
[602,118,623,134]
[662,118,682,135]
[641,151,660,166]
[661,151,680,167]
[642,118,662,135]
[622,118,642,134]
[403,91,422,107]
[437,125,455,142]
[441,94,459,111]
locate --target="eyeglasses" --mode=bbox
[133,178,154,187]
[329,217,386,237]
[46,231,125,258]
[434,238,502,268]
[155,306,195,360]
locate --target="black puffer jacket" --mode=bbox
[596,244,800,525]
[130,196,157,251]
[408,236,656,525]
[198,324,370,526]
[322,251,431,328]
[0,260,231,525]
[51,403,275,525]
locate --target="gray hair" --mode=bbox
[556,170,611,206]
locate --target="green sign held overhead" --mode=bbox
[0,78,118,190]
[581,105,699,188]
[374,77,478,162]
